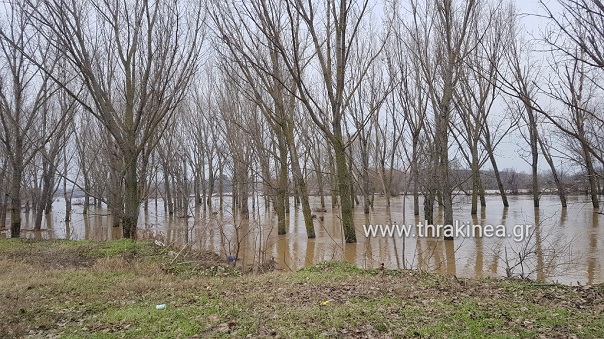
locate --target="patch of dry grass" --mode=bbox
[0,239,602,338]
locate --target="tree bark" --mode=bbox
[123,152,139,239]
[528,109,540,208]
[471,142,480,215]
[10,162,22,238]
[286,120,315,238]
[333,125,356,243]
[483,133,509,207]
[276,136,288,235]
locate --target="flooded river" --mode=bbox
[2,194,602,285]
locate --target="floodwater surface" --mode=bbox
[3,194,602,285]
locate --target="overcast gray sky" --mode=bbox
[485,0,565,174]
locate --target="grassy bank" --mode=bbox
[0,239,602,338]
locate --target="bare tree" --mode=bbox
[389,7,429,215]
[280,0,385,243]
[543,54,600,208]
[20,0,204,238]
[406,0,480,235]
[210,0,315,236]
[499,10,601,208]
[453,2,512,214]
[211,0,384,242]
[0,1,66,237]
[32,94,75,229]
[505,37,542,207]
[541,0,604,69]
[538,0,604,207]
[348,49,392,214]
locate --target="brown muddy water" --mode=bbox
[2,195,602,285]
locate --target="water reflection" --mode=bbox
[1,195,602,284]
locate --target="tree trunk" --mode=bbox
[63,163,71,223]
[207,154,215,209]
[537,136,567,207]
[239,172,249,219]
[582,143,600,208]
[362,138,371,214]
[200,156,207,208]
[479,176,486,207]
[34,202,44,230]
[527,109,540,207]
[333,127,356,243]
[286,123,315,238]
[194,172,201,207]
[424,190,435,225]
[163,169,173,215]
[83,173,90,215]
[437,87,454,239]
[276,137,288,235]
[412,140,420,216]
[329,150,338,208]
[218,156,224,211]
[317,169,325,209]
[9,137,24,238]
[123,153,139,239]
[357,128,371,214]
[44,164,55,215]
[348,146,357,210]
[10,166,22,238]
[0,191,7,229]
[35,160,55,230]
[293,185,300,208]
[471,143,479,215]
[484,136,509,207]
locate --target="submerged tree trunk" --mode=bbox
[527,107,540,208]
[286,120,315,238]
[436,85,454,239]
[163,168,173,215]
[218,156,224,211]
[276,136,288,235]
[348,144,357,210]
[333,126,356,243]
[207,154,215,209]
[424,189,435,226]
[361,136,371,214]
[34,159,56,229]
[317,170,326,209]
[412,139,421,216]
[484,134,509,207]
[537,135,567,207]
[83,172,90,215]
[63,150,71,223]
[582,143,600,208]
[471,142,480,215]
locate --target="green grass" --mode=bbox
[0,239,602,338]
[87,238,153,256]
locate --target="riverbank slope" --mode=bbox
[0,239,602,338]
